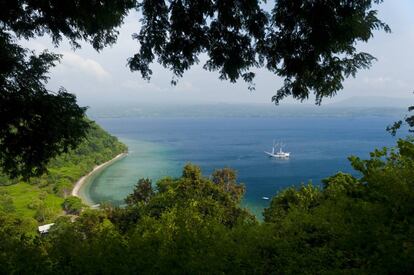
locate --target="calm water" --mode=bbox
[82,116,398,216]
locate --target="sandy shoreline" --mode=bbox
[71,152,127,201]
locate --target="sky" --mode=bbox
[22,0,414,108]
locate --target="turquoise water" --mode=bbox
[80,139,180,205]
[86,116,399,216]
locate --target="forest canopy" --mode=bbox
[1,138,413,273]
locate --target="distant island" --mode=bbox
[86,100,407,119]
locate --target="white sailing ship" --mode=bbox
[265,141,290,158]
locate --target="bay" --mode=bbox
[84,116,398,216]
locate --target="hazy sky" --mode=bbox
[23,1,414,107]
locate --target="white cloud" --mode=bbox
[61,51,110,80]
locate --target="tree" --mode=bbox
[125,178,154,205]
[131,0,389,104]
[211,168,245,202]
[120,164,253,229]
[0,0,134,178]
[1,0,389,178]
[261,138,414,273]
[62,196,84,215]
[0,143,413,273]
[387,96,414,135]
[263,183,321,223]
[182,163,202,181]
[0,38,90,179]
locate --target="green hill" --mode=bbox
[0,120,127,224]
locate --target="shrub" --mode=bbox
[62,196,84,215]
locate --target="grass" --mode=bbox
[0,183,64,221]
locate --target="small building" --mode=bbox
[38,223,55,234]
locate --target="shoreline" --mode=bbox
[71,152,127,203]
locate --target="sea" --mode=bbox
[80,115,402,217]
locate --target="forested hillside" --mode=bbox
[0,138,413,274]
[0,121,127,224]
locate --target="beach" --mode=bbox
[71,152,127,203]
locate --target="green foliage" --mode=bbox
[125,178,154,205]
[262,138,414,273]
[211,167,245,202]
[0,33,90,179]
[62,196,84,215]
[118,164,254,232]
[182,163,202,180]
[0,190,15,213]
[0,121,126,221]
[2,2,410,272]
[263,183,322,223]
[0,140,413,273]
[34,203,56,223]
[387,101,414,135]
[0,183,63,221]
[131,0,389,104]
[0,212,41,273]
[0,0,134,178]
[45,121,127,196]
[1,0,135,50]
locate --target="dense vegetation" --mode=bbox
[0,138,412,274]
[1,0,134,178]
[1,1,413,273]
[0,121,126,224]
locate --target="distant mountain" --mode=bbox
[87,101,407,119]
[327,96,412,108]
